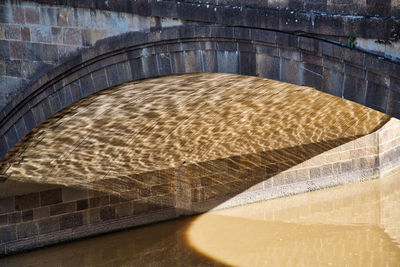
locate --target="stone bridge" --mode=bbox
[1,0,400,256]
[0,0,400,160]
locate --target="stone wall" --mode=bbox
[0,0,183,108]
[0,117,399,255]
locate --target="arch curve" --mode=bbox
[1,25,400,159]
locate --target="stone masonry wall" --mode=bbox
[0,117,399,255]
[1,0,400,115]
[0,0,184,109]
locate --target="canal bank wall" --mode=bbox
[0,117,400,255]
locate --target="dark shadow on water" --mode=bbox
[0,216,229,266]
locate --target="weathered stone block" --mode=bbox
[66,80,82,103]
[255,45,278,57]
[280,48,301,61]
[0,25,4,40]
[201,50,217,73]
[60,212,83,230]
[6,60,21,77]
[63,28,82,45]
[0,40,10,60]
[391,76,400,93]
[99,206,115,221]
[132,201,148,215]
[109,195,120,205]
[322,57,343,72]
[17,221,38,239]
[141,55,159,78]
[343,49,364,66]
[26,42,42,61]
[91,68,109,92]
[40,188,62,206]
[0,225,16,243]
[116,61,132,84]
[51,27,62,44]
[5,25,21,40]
[21,27,30,42]
[12,6,25,24]
[302,63,323,89]
[281,58,301,85]
[47,92,62,114]
[237,42,255,54]
[29,104,45,128]
[387,90,400,118]
[181,41,200,52]
[76,199,88,211]
[10,41,26,60]
[366,81,389,113]
[81,29,91,46]
[184,50,202,73]
[345,64,365,79]
[31,26,51,43]
[0,215,7,226]
[56,86,71,110]
[42,44,58,62]
[343,75,367,105]
[130,58,145,80]
[33,207,49,220]
[79,74,95,98]
[156,53,172,76]
[105,64,119,87]
[322,42,344,59]
[251,29,276,44]
[367,71,389,87]
[88,208,101,224]
[4,125,18,151]
[322,68,344,97]
[40,7,57,26]
[25,7,40,24]
[276,32,298,48]
[341,161,353,173]
[15,116,27,141]
[364,54,391,75]
[8,212,21,224]
[89,196,109,208]
[62,187,89,202]
[38,216,59,234]
[217,51,239,74]
[50,202,76,216]
[239,52,256,76]
[310,168,321,179]
[115,201,132,218]
[15,193,39,211]
[21,210,33,222]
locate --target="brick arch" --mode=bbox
[1,25,400,159]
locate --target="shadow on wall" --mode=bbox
[0,73,393,256]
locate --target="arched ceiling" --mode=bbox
[0,73,390,196]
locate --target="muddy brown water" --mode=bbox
[1,169,400,266]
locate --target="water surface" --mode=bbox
[2,169,400,266]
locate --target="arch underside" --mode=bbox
[0,25,399,160]
[0,73,390,200]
